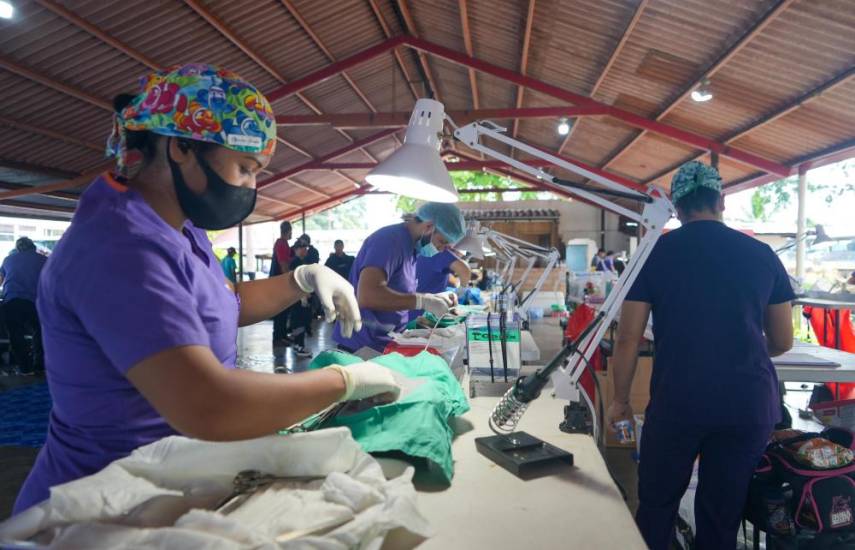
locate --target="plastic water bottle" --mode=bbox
[615,419,635,444]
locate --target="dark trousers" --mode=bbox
[289,301,311,347]
[273,308,289,341]
[636,415,773,550]
[3,298,43,373]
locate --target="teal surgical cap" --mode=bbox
[670,161,722,204]
[416,202,466,244]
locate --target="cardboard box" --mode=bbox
[595,356,653,448]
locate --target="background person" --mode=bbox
[325,239,355,280]
[0,237,47,376]
[221,246,238,285]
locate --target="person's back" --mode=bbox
[634,221,792,424]
[1,248,47,302]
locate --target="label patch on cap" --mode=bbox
[227,134,263,148]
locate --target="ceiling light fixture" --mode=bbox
[0,1,14,19]
[557,117,571,136]
[691,78,713,102]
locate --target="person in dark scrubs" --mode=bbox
[13,64,400,514]
[606,161,795,549]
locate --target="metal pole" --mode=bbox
[238,223,244,283]
[711,151,719,170]
[600,210,606,249]
[301,212,306,234]
[796,164,808,281]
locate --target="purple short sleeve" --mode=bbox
[69,240,210,373]
[360,235,403,278]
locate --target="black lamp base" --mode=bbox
[475,431,573,479]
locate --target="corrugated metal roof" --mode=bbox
[0,0,851,221]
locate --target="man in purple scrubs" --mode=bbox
[333,202,466,352]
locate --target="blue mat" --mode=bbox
[0,383,51,447]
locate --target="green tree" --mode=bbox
[304,196,368,230]
[749,161,855,221]
[395,170,543,213]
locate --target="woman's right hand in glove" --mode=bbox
[325,362,401,402]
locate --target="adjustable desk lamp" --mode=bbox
[368,99,674,477]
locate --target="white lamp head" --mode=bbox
[366,99,458,202]
[456,225,486,259]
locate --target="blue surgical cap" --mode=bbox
[416,202,466,244]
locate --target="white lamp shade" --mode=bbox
[456,229,486,259]
[365,98,458,203]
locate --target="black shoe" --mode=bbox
[294,346,312,358]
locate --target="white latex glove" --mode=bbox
[415,291,455,317]
[293,264,362,337]
[326,362,401,402]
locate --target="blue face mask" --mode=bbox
[418,233,439,257]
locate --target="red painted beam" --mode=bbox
[276,106,607,127]
[257,128,398,191]
[401,36,790,177]
[265,36,406,104]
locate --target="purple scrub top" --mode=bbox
[333,223,417,352]
[410,249,456,319]
[14,174,239,513]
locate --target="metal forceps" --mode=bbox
[213,469,320,515]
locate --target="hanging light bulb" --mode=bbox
[0,1,14,19]
[557,117,571,136]
[691,78,713,102]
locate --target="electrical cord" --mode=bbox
[577,350,629,503]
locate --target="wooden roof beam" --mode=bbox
[402,36,789,176]
[0,159,77,179]
[0,55,110,111]
[34,0,160,70]
[184,0,376,166]
[599,0,797,172]
[557,0,647,154]
[276,106,607,127]
[511,0,536,139]
[458,0,479,110]
[280,0,378,113]
[367,0,421,101]
[0,181,80,202]
[641,64,855,187]
[0,115,103,152]
[0,161,113,202]
[396,0,441,101]
[258,128,398,191]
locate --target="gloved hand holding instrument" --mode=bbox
[293,264,362,337]
[415,291,457,317]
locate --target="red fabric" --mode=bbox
[564,304,604,401]
[383,342,441,357]
[804,305,855,401]
[274,238,291,267]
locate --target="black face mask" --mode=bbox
[167,141,256,230]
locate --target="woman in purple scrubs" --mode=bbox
[14,65,400,513]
